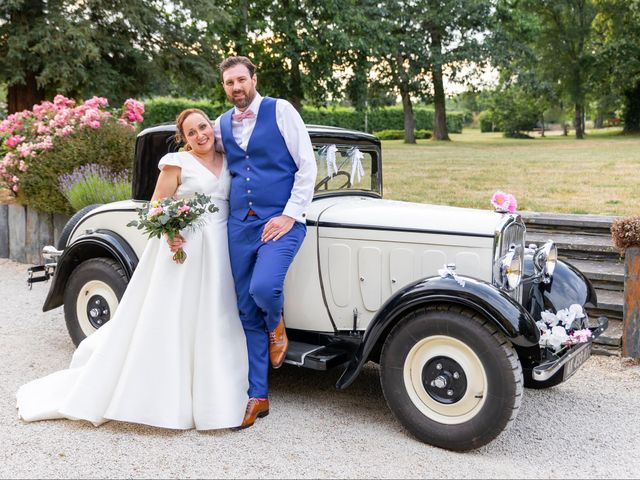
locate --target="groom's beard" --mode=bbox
[230,89,256,110]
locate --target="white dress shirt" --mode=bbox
[214,93,317,223]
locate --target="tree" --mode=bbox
[0,0,221,113]
[492,0,598,139]
[592,0,640,133]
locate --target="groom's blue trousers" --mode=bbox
[227,214,306,399]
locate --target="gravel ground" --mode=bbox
[1,257,640,479]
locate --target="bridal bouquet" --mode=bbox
[127,192,218,264]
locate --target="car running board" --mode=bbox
[284,341,351,370]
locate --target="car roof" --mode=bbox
[137,122,380,146]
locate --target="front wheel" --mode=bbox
[380,305,523,451]
[63,258,128,346]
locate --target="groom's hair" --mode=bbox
[219,56,256,78]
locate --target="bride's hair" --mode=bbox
[175,108,213,151]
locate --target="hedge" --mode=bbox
[141,97,465,133]
[373,129,432,140]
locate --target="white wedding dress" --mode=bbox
[16,151,249,430]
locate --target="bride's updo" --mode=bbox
[175,108,213,151]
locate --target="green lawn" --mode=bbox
[382,128,640,217]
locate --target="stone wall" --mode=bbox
[0,203,70,265]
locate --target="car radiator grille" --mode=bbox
[496,216,526,303]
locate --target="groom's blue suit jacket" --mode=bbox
[220,97,299,221]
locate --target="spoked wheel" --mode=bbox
[63,258,128,346]
[380,305,523,451]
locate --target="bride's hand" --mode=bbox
[166,234,186,252]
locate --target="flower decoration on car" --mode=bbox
[491,191,517,214]
[536,304,592,352]
[318,144,338,178]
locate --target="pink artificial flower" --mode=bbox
[5,135,25,148]
[491,191,517,213]
[570,329,592,343]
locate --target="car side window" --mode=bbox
[313,144,374,193]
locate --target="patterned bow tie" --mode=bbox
[232,109,256,122]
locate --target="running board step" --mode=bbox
[284,341,351,370]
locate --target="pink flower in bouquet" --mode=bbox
[148,206,164,218]
[505,194,517,213]
[178,205,191,214]
[5,135,25,148]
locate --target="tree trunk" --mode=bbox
[400,87,416,144]
[430,31,450,141]
[7,72,45,114]
[623,83,640,134]
[289,57,304,111]
[574,103,585,139]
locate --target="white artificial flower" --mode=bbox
[540,310,559,326]
[536,320,549,332]
[569,304,585,318]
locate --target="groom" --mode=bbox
[214,56,317,428]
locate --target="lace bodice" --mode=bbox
[158,151,230,201]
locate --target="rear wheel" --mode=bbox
[380,305,523,451]
[63,258,128,346]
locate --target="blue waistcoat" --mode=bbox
[220,97,298,220]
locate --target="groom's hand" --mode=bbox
[261,215,295,242]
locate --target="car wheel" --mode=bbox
[63,258,128,346]
[380,305,523,451]
[56,204,102,249]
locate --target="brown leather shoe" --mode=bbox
[269,316,288,369]
[236,398,269,429]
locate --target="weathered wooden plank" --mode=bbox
[622,247,640,358]
[53,213,71,249]
[8,203,26,263]
[0,204,8,258]
[25,208,54,264]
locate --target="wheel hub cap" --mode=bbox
[86,294,111,329]
[422,356,468,404]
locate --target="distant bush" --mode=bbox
[373,129,432,140]
[141,97,465,134]
[479,111,498,133]
[142,97,224,127]
[302,106,464,133]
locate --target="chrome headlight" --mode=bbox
[533,240,557,278]
[493,245,523,291]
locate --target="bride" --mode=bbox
[16,108,249,430]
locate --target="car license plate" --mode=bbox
[563,344,592,380]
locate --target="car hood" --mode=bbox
[310,196,506,238]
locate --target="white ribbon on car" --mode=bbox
[437,264,466,287]
[319,144,338,178]
[346,146,365,184]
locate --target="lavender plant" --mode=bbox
[59,164,131,212]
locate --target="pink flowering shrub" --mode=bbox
[0,95,143,213]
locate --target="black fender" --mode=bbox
[43,230,138,312]
[335,274,540,390]
[521,256,598,322]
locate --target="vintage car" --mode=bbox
[28,123,608,451]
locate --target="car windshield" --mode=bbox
[313,143,380,196]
